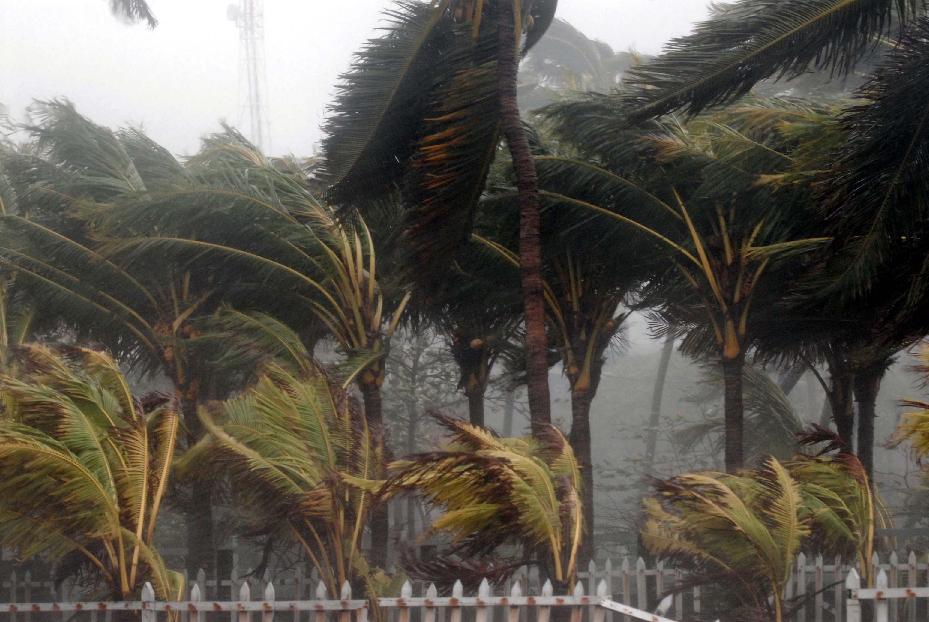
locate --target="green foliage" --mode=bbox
[381,414,583,585]
[323,0,558,284]
[643,449,879,621]
[179,362,381,595]
[0,344,181,599]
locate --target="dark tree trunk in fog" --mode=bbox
[826,355,856,450]
[503,386,516,436]
[854,365,884,480]
[722,355,745,473]
[778,362,806,396]
[181,395,215,575]
[360,381,389,569]
[570,389,594,566]
[497,1,551,436]
[466,387,485,427]
[644,336,675,478]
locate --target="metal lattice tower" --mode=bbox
[227,0,270,152]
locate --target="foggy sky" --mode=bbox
[2,0,711,156]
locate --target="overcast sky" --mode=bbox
[1,0,711,156]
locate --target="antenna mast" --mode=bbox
[227,0,270,152]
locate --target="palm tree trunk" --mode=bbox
[570,384,596,566]
[359,381,390,570]
[826,355,856,450]
[854,365,884,480]
[644,336,675,477]
[180,395,216,576]
[722,354,745,473]
[466,388,486,427]
[497,1,551,436]
[503,386,516,436]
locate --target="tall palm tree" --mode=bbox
[0,344,182,599]
[381,413,583,587]
[322,0,559,436]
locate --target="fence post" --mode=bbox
[475,579,490,622]
[424,584,438,622]
[191,581,206,622]
[814,554,824,622]
[875,568,888,622]
[10,570,17,622]
[315,581,327,622]
[537,580,552,622]
[239,581,252,622]
[508,581,522,622]
[634,558,646,612]
[449,580,464,622]
[263,581,275,622]
[889,552,898,622]
[142,582,156,622]
[23,570,31,622]
[592,580,607,622]
[587,560,597,596]
[293,567,304,622]
[907,551,917,622]
[845,568,861,622]
[569,580,584,622]
[339,582,352,622]
[655,560,664,605]
[797,552,807,622]
[620,558,631,622]
[604,559,614,622]
[399,581,413,622]
[834,555,843,622]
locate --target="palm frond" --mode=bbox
[622,0,921,122]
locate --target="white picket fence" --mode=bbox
[0,576,675,622]
[578,551,929,622]
[4,551,929,622]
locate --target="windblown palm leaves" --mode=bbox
[0,344,181,599]
[539,101,829,471]
[381,414,583,585]
[0,101,214,406]
[179,363,380,596]
[820,17,929,302]
[643,449,881,622]
[619,0,923,122]
[323,0,556,274]
[108,0,157,27]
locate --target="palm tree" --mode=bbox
[0,344,182,599]
[381,413,583,588]
[180,360,379,597]
[0,101,224,573]
[322,0,559,436]
[475,179,644,562]
[539,101,828,471]
[97,131,409,569]
[643,447,880,621]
